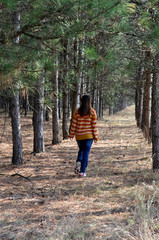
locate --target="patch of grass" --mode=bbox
[20,228,48,240]
[51,216,95,240]
[107,182,159,240]
[0,216,94,240]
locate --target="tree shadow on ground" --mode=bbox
[0,107,153,239]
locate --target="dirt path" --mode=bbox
[0,106,152,239]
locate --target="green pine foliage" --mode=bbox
[1,0,159,109]
[1,0,18,10]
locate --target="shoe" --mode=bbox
[74,162,81,174]
[79,172,86,177]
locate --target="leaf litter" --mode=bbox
[0,106,157,240]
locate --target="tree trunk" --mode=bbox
[45,107,50,121]
[96,89,99,117]
[99,89,103,119]
[152,54,159,169]
[52,56,60,144]
[109,106,114,115]
[10,10,23,165]
[86,74,91,94]
[135,88,139,122]
[92,78,98,113]
[62,38,69,139]
[10,90,23,164]
[141,69,152,140]
[23,89,29,116]
[71,38,81,117]
[81,58,87,96]
[121,96,127,110]
[149,85,152,142]
[136,68,144,129]
[0,96,9,113]
[33,73,45,153]
[58,52,63,120]
[91,87,96,109]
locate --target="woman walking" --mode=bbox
[68,95,99,177]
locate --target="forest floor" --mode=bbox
[0,105,158,240]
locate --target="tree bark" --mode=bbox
[135,88,139,122]
[52,56,60,144]
[109,106,114,115]
[58,52,63,120]
[10,10,23,165]
[99,89,103,119]
[62,38,69,139]
[141,69,152,140]
[152,54,159,169]
[33,73,45,153]
[71,38,81,117]
[45,107,50,121]
[23,89,29,116]
[10,90,23,164]
[121,95,127,110]
[136,67,144,129]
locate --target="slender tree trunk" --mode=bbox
[0,95,9,113]
[142,69,152,140]
[58,52,63,120]
[10,90,23,164]
[24,89,29,116]
[121,95,127,110]
[62,38,69,139]
[79,38,85,95]
[92,87,95,108]
[99,89,103,119]
[96,88,99,117]
[152,54,159,169]
[63,90,69,139]
[149,85,152,142]
[81,58,87,95]
[45,107,50,121]
[92,77,98,113]
[44,89,50,121]
[10,10,23,164]
[86,74,91,94]
[109,106,114,115]
[33,72,45,153]
[71,38,81,117]
[135,88,140,122]
[52,56,60,144]
[136,67,144,129]
[138,85,144,129]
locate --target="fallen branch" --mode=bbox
[11,173,32,182]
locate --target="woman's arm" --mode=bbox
[92,110,99,141]
[68,112,77,139]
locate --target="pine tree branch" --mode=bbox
[81,1,121,31]
[13,1,79,39]
[13,1,121,41]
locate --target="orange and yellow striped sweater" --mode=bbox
[68,108,99,141]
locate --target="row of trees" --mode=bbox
[132,1,159,169]
[1,0,159,169]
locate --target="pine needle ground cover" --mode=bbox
[1,106,159,239]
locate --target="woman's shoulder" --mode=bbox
[74,108,80,116]
[91,107,97,115]
[75,108,80,113]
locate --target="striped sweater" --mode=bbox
[68,108,99,141]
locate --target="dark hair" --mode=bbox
[78,95,91,116]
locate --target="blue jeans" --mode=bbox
[76,139,93,173]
